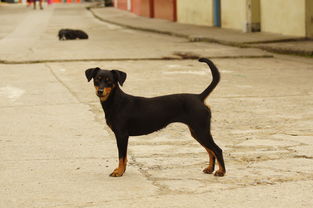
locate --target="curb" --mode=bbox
[89,8,189,40]
[253,45,313,57]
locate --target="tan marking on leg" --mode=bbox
[209,150,225,177]
[110,157,127,177]
[203,148,215,174]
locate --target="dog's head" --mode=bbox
[85,68,127,102]
[58,29,66,40]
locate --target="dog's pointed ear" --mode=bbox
[85,67,100,82]
[111,70,127,86]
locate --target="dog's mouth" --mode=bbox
[96,87,112,101]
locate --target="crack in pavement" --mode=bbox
[45,63,82,104]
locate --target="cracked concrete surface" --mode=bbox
[0,3,313,208]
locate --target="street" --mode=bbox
[0,3,313,208]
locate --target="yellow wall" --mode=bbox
[177,0,213,26]
[221,0,246,30]
[261,0,306,37]
[176,0,311,37]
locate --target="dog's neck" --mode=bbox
[100,85,125,113]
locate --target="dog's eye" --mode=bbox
[105,77,110,82]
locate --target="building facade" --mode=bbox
[113,0,313,38]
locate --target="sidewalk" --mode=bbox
[90,6,313,57]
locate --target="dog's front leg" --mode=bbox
[110,132,129,177]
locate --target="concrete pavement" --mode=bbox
[0,3,275,64]
[0,3,313,208]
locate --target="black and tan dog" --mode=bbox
[85,58,226,177]
[58,29,88,40]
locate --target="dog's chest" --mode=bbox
[104,113,113,130]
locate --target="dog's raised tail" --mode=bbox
[198,58,220,101]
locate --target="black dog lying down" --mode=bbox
[58,29,88,40]
[85,58,226,177]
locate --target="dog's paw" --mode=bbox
[203,167,214,174]
[214,170,225,177]
[109,168,125,177]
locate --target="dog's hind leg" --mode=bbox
[110,132,129,177]
[202,134,225,176]
[189,126,225,176]
[203,148,216,174]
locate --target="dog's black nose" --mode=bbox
[97,89,104,96]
